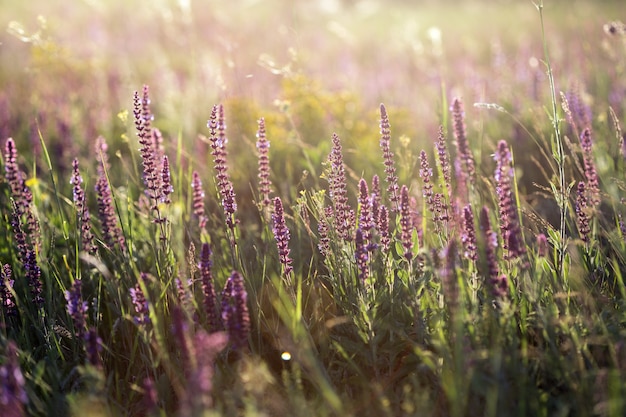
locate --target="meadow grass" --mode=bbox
[1,1,626,416]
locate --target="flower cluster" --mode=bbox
[328,133,354,241]
[576,181,591,244]
[70,158,97,254]
[379,104,400,211]
[357,178,376,252]
[435,125,452,196]
[191,171,208,229]
[208,105,238,231]
[65,279,88,340]
[480,207,508,302]
[221,271,250,351]
[133,86,162,209]
[130,277,150,325]
[0,341,27,416]
[580,128,600,207]
[461,205,477,261]
[494,140,525,260]
[420,150,435,215]
[451,97,476,185]
[256,117,273,208]
[95,137,125,250]
[400,185,413,260]
[200,243,221,332]
[272,197,294,276]
[355,228,369,283]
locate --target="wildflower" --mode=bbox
[440,240,459,314]
[461,205,477,261]
[65,279,88,340]
[0,341,27,416]
[1,265,16,317]
[85,328,103,368]
[435,125,452,196]
[371,174,381,220]
[95,169,125,251]
[357,179,376,251]
[221,271,250,351]
[130,277,150,325]
[317,206,333,258]
[480,207,508,302]
[160,155,173,205]
[378,204,390,253]
[256,117,272,208]
[70,158,97,254]
[134,88,161,207]
[494,140,525,260]
[355,228,369,283]
[185,330,228,410]
[208,105,238,230]
[400,185,413,260]
[379,104,400,211]
[328,133,354,240]
[419,150,435,214]
[451,97,475,182]
[171,306,191,366]
[4,139,38,244]
[191,171,207,229]
[580,128,600,207]
[576,181,591,244]
[272,197,294,276]
[199,243,221,332]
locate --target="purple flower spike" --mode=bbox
[272,197,294,276]
[256,117,273,208]
[461,205,478,261]
[400,185,413,260]
[208,105,238,231]
[378,204,390,253]
[65,279,88,339]
[160,155,173,204]
[576,181,591,244]
[357,179,376,252]
[221,271,250,351]
[130,277,150,325]
[355,228,369,283]
[0,341,27,415]
[379,104,400,212]
[494,140,525,261]
[536,233,549,258]
[480,206,508,303]
[70,158,97,254]
[451,97,475,183]
[580,128,600,207]
[85,328,103,368]
[200,243,221,332]
[328,133,354,241]
[185,330,228,410]
[435,125,452,196]
[191,171,208,229]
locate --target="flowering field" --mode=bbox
[1,0,626,416]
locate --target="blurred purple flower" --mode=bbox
[200,243,221,332]
[64,279,88,340]
[85,328,103,368]
[95,169,125,251]
[451,97,475,185]
[130,277,150,325]
[70,158,97,255]
[536,233,549,258]
[1,265,16,317]
[191,171,208,230]
[461,205,477,261]
[400,185,413,260]
[480,207,508,302]
[0,341,27,417]
[580,128,600,207]
[328,133,354,241]
[221,271,250,351]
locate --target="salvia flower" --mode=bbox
[95,169,125,251]
[580,128,600,207]
[355,228,369,283]
[208,105,238,230]
[221,271,250,351]
[64,279,88,340]
[130,278,150,325]
[400,185,413,260]
[451,97,476,182]
[185,330,228,411]
[256,117,273,208]
[357,178,376,251]
[379,104,400,211]
[70,158,97,254]
[461,205,478,261]
[328,132,354,241]
[480,207,508,302]
[494,140,525,260]
[200,243,221,332]
[191,171,208,230]
[435,125,452,196]
[420,150,435,215]
[378,204,391,253]
[160,155,173,205]
[576,181,591,244]
[317,206,333,258]
[272,197,294,276]
[134,88,161,207]
[85,328,103,368]
[0,341,27,416]
[1,264,16,317]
